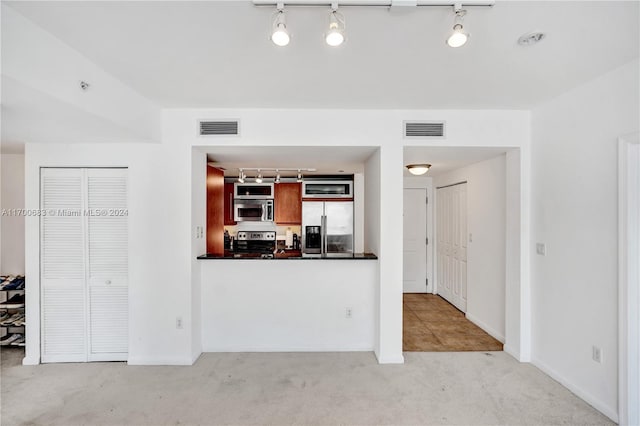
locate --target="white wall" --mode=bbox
[1,154,25,274]
[200,260,376,351]
[168,107,530,363]
[23,142,195,365]
[531,58,640,422]
[20,108,530,365]
[190,148,207,362]
[434,155,507,342]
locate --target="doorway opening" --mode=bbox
[402,146,516,352]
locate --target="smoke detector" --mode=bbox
[518,31,546,46]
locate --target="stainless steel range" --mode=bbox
[235,231,276,256]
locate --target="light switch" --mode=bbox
[536,243,546,256]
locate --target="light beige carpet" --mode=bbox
[1,348,612,425]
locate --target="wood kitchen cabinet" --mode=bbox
[275,183,302,224]
[224,183,236,226]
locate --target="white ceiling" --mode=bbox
[204,145,378,176]
[205,145,509,178]
[7,0,639,109]
[404,145,510,176]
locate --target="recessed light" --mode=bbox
[518,32,546,46]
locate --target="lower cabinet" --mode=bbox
[40,168,128,363]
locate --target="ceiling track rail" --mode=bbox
[253,0,494,7]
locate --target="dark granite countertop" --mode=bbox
[197,252,378,260]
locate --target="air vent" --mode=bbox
[404,121,445,138]
[199,120,239,136]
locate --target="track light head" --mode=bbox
[255,170,264,183]
[325,9,345,47]
[238,169,245,183]
[447,6,468,48]
[275,170,281,183]
[271,7,290,46]
[297,169,303,182]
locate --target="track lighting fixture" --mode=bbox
[258,2,491,48]
[406,164,432,175]
[325,6,345,47]
[234,167,316,183]
[446,4,469,48]
[271,3,290,47]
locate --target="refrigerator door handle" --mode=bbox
[321,215,327,256]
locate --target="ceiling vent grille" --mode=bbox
[404,121,445,138]
[199,120,239,136]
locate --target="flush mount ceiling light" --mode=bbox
[446,4,469,48]
[406,164,432,175]
[255,170,264,183]
[271,3,291,46]
[517,31,546,46]
[325,4,346,47]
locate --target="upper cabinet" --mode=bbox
[275,183,302,224]
[224,183,236,226]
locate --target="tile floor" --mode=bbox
[403,293,503,352]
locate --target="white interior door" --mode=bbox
[41,168,128,363]
[86,169,128,361]
[436,183,467,312]
[41,168,87,362]
[403,189,428,293]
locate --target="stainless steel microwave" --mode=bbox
[302,181,353,199]
[234,183,274,199]
[234,199,274,222]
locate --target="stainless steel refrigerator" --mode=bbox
[302,201,354,257]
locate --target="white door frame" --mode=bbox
[618,132,640,426]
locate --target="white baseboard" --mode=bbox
[22,355,40,365]
[201,346,374,353]
[191,350,202,365]
[532,357,619,423]
[503,344,521,361]
[465,312,505,343]
[127,356,195,366]
[375,352,405,364]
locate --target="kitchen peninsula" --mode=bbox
[198,164,378,353]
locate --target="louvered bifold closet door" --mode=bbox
[41,168,87,362]
[86,169,128,361]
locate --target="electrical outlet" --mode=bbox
[176,317,183,329]
[592,345,602,363]
[345,308,353,318]
[536,243,546,256]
